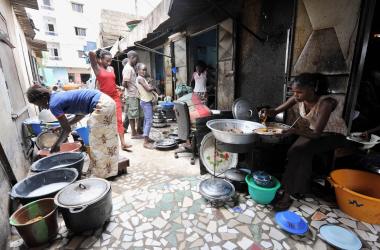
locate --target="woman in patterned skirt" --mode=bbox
[26,85,119,179]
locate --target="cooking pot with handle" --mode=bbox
[54,178,112,233]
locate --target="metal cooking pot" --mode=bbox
[253,122,295,144]
[206,119,265,144]
[224,168,251,193]
[252,170,275,188]
[36,131,59,149]
[10,168,78,205]
[153,118,166,123]
[199,177,235,207]
[54,178,112,233]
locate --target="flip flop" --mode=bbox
[122,145,133,152]
[143,143,154,150]
[131,135,144,139]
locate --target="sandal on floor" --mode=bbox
[143,143,154,150]
[274,195,293,211]
[122,145,132,152]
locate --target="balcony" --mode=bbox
[41,5,54,11]
[45,31,58,36]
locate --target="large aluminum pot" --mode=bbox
[54,178,112,233]
[253,122,295,144]
[206,119,265,144]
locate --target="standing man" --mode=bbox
[123,50,143,139]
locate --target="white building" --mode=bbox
[28,0,99,85]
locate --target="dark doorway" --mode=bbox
[351,1,380,133]
[188,28,218,108]
[80,73,90,83]
[154,48,165,95]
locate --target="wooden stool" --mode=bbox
[118,157,129,175]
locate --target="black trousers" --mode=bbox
[282,133,347,195]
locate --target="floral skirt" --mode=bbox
[87,93,119,178]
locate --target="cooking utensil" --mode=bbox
[347,132,380,150]
[36,131,59,149]
[274,211,308,235]
[10,168,78,205]
[206,119,265,144]
[232,98,258,121]
[54,178,112,233]
[154,138,178,150]
[224,168,250,193]
[253,122,294,144]
[289,116,301,129]
[200,132,238,176]
[31,152,85,178]
[252,171,275,188]
[319,225,362,250]
[9,198,58,247]
[199,177,235,207]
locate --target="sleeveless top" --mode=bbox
[96,67,118,97]
[299,94,347,135]
[136,75,153,102]
[193,71,207,93]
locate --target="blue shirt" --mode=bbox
[49,89,101,117]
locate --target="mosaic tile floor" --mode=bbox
[9,129,380,250]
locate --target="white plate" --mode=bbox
[347,132,380,150]
[200,132,238,176]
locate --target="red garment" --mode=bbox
[96,67,124,134]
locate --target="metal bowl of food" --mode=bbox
[206,119,265,144]
[253,122,294,144]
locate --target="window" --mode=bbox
[47,24,54,32]
[49,48,58,57]
[41,0,54,10]
[74,27,86,36]
[72,3,83,13]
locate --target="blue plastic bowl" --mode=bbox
[75,127,89,146]
[275,211,308,235]
[246,175,281,204]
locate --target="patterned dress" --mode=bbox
[87,94,119,178]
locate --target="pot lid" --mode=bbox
[224,169,248,182]
[319,225,362,250]
[55,178,110,207]
[232,98,258,121]
[252,171,272,182]
[199,178,235,198]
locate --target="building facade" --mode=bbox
[28,0,98,85]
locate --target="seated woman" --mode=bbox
[260,73,348,210]
[26,85,119,179]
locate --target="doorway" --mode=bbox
[154,48,165,95]
[351,1,380,133]
[188,28,218,108]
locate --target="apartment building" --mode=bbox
[28,0,98,85]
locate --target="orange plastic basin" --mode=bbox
[329,169,380,224]
[38,142,81,157]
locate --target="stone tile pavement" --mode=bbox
[9,127,380,250]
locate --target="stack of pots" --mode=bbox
[152,110,168,128]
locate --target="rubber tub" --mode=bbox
[329,169,380,224]
[31,152,85,178]
[10,168,78,205]
[246,175,281,204]
[9,198,58,247]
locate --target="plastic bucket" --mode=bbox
[9,198,58,247]
[23,119,42,136]
[246,175,281,204]
[329,169,380,224]
[75,127,89,146]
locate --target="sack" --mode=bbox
[175,83,192,97]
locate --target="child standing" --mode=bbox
[136,63,155,149]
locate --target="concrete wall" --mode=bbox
[0,0,42,247]
[236,0,294,108]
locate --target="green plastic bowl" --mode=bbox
[246,175,281,204]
